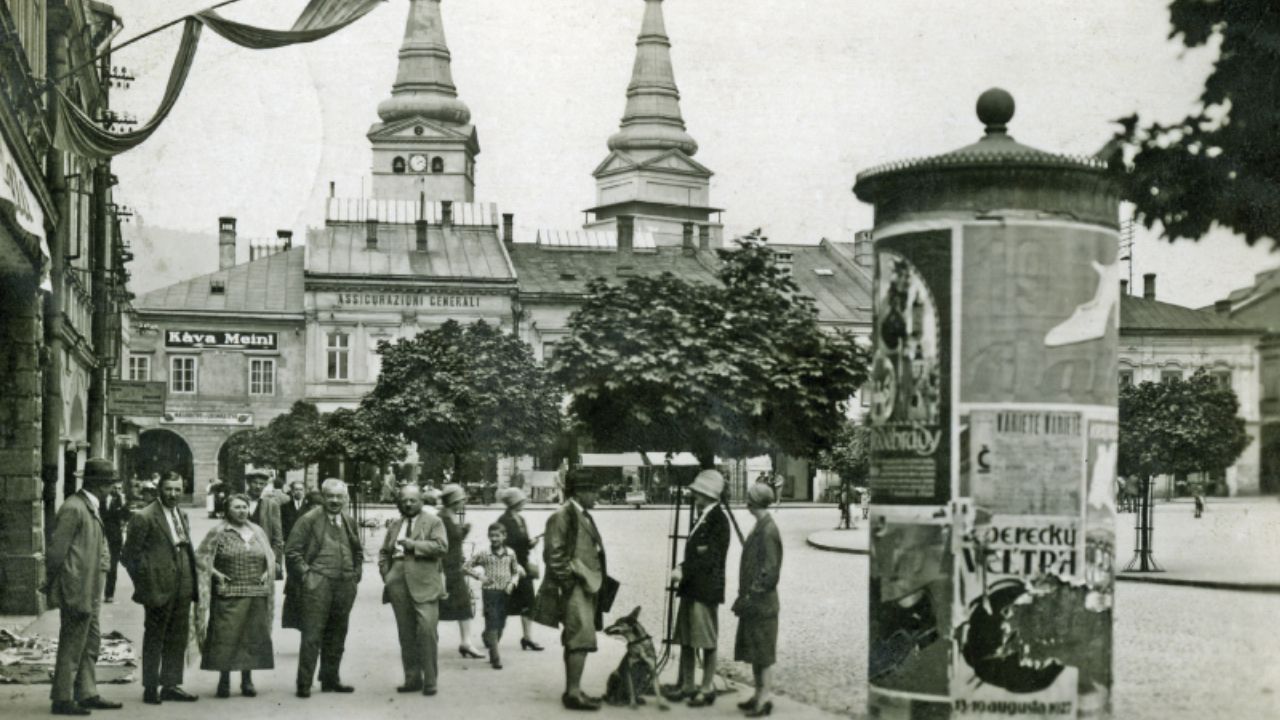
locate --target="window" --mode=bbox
[249,358,276,396]
[327,332,350,380]
[128,355,151,381]
[431,157,444,173]
[1211,370,1232,389]
[392,156,405,174]
[542,341,558,364]
[1118,369,1134,388]
[1160,369,1182,384]
[170,356,197,394]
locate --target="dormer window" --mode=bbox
[210,279,226,294]
[431,157,444,173]
[392,156,406,174]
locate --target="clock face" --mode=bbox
[409,154,428,172]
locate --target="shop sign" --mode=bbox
[161,411,254,426]
[0,131,48,256]
[107,380,167,416]
[165,329,277,350]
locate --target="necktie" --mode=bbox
[332,514,340,528]
[404,517,414,539]
[172,510,187,543]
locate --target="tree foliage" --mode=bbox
[818,421,871,487]
[1118,369,1251,482]
[552,235,870,467]
[1113,0,1280,248]
[363,320,562,473]
[310,406,407,469]
[227,400,326,475]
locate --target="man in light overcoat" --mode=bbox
[379,484,448,695]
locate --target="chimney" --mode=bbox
[682,222,695,256]
[218,216,236,270]
[277,229,293,251]
[328,181,335,198]
[1120,279,1128,296]
[617,215,634,254]
[502,213,514,246]
[415,219,428,252]
[1214,299,1233,315]
[698,224,710,250]
[441,200,453,227]
[854,230,874,267]
[1143,272,1156,300]
[365,217,378,249]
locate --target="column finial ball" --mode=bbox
[976,88,1015,133]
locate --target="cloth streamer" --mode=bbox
[54,0,383,160]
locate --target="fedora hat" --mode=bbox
[440,483,467,508]
[689,469,725,500]
[79,458,117,485]
[500,487,528,509]
[566,468,600,495]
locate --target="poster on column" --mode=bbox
[968,410,1083,515]
[868,230,951,505]
[960,224,1119,407]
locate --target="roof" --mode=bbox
[306,222,514,282]
[508,243,719,298]
[772,240,873,326]
[1121,294,1264,336]
[135,246,305,317]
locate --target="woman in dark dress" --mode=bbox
[196,494,276,698]
[732,483,784,717]
[496,488,543,651]
[439,484,484,658]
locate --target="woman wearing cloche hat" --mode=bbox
[733,482,783,717]
[438,484,484,658]
[496,487,544,651]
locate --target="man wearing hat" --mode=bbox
[122,472,200,704]
[663,469,732,707]
[533,469,609,711]
[45,458,124,716]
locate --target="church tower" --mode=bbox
[586,0,721,247]
[369,0,478,202]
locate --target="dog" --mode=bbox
[603,606,668,710]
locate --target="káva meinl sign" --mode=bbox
[165,329,278,350]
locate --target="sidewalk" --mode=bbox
[806,498,1280,592]
[2,513,841,719]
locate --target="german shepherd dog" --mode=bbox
[603,607,668,710]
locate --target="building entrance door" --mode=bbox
[131,429,196,496]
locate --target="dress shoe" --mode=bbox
[744,700,774,717]
[160,687,198,702]
[50,701,90,716]
[660,684,695,702]
[422,688,437,697]
[296,686,311,698]
[396,682,423,693]
[78,697,122,710]
[320,681,354,693]
[458,645,484,659]
[519,638,544,651]
[687,690,716,707]
[738,698,760,711]
[142,688,161,705]
[561,692,600,711]
[215,678,230,699]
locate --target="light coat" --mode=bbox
[532,501,605,627]
[44,492,109,614]
[378,512,448,603]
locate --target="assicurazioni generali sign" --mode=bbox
[165,329,278,350]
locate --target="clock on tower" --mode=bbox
[408,154,428,173]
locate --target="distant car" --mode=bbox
[625,490,646,508]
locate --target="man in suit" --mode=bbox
[280,479,311,543]
[247,472,284,570]
[663,469,732,706]
[45,458,124,716]
[378,484,448,695]
[122,473,199,705]
[101,480,130,604]
[286,478,363,697]
[533,469,608,711]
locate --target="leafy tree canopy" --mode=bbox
[1118,368,1251,481]
[228,400,325,474]
[553,234,869,467]
[1114,0,1280,248]
[363,320,562,468]
[818,421,871,487]
[309,406,407,469]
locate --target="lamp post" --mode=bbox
[854,89,1121,719]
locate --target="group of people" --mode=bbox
[42,460,784,716]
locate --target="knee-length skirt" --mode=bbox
[734,614,778,667]
[202,595,274,671]
[440,569,474,621]
[505,574,535,617]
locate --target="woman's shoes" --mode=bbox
[520,638,544,651]
[215,676,230,699]
[744,700,774,716]
[688,690,717,708]
[459,645,485,659]
[240,681,256,698]
[660,684,694,702]
[738,698,759,711]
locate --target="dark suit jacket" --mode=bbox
[280,497,312,544]
[532,501,605,627]
[285,510,363,584]
[101,491,130,544]
[250,495,284,567]
[378,512,448,603]
[678,502,731,605]
[121,501,198,608]
[497,510,534,566]
[44,492,109,614]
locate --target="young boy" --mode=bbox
[467,523,524,669]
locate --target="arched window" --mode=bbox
[431,156,444,173]
[392,156,406,174]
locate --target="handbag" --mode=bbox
[597,574,621,614]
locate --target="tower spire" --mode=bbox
[608,0,698,157]
[377,0,470,126]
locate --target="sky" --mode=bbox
[108,0,1278,308]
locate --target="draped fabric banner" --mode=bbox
[54,0,383,160]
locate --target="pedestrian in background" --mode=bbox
[246,472,284,575]
[101,480,130,604]
[44,458,124,716]
[496,487,544,651]
[280,479,312,543]
[195,494,276,698]
[286,478,363,697]
[379,484,448,696]
[438,484,485,658]
[732,482,784,718]
[836,480,852,530]
[663,469,731,708]
[466,523,525,669]
[122,473,200,705]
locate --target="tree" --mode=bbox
[1112,0,1280,248]
[1118,369,1251,570]
[309,406,407,480]
[818,421,871,488]
[363,320,562,478]
[553,234,869,469]
[226,401,326,483]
